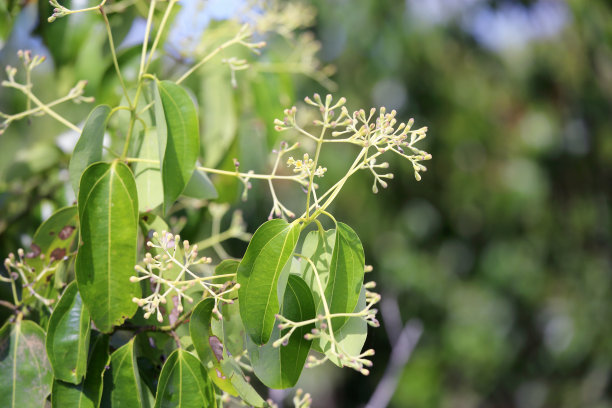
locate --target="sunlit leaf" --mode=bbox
[134,128,163,212]
[325,222,365,331]
[154,80,200,213]
[46,281,91,384]
[237,219,301,345]
[0,319,53,408]
[76,161,140,333]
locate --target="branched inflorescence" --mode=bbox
[1,50,93,135]
[2,249,59,312]
[131,232,239,322]
[272,93,431,216]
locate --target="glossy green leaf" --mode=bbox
[46,282,91,384]
[76,161,140,333]
[52,334,110,408]
[155,80,200,213]
[237,219,301,345]
[247,274,315,389]
[69,105,111,193]
[182,166,218,200]
[319,287,368,367]
[325,222,365,331]
[154,349,216,408]
[0,319,53,408]
[101,338,152,408]
[134,128,164,212]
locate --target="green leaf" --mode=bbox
[101,338,152,408]
[154,349,216,408]
[69,105,111,193]
[247,274,315,389]
[319,287,368,367]
[214,300,245,356]
[200,71,236,167]
[190,296,265,406]
[76,161,141,333]
[214,259,240,277]
[155,80,200,213]
[0,319,53,408]
[325,222,365,331]
[182,166,218,200]
[27,205,78,287]
[134,128,164,212]
[301,229,335,314]
[237,219,301,345]
[46,282,91,384]
[52,334,110,408]
[190,298,237,396]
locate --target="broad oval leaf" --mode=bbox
[51,334,110,408]
[0,319,53,408]
[101,338,152,408]
[155,80,200,213]
[69,105,111,193]
[325,222,365,331]
[237,219,301,345]
[76,161,140,333]
[46,281,91,384]
[247,274,316,389]
[154,349,216,408]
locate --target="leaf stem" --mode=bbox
[100,7,132,108]
[139,0,157,79]
[143,0,178,75]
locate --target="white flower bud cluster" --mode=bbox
[2,248,57,310]
[286,153,327,179]
[131,231,238,323]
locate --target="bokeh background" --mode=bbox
[2,1,612,407]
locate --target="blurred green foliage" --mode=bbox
[305,0,612,407]
[1,0,612,407]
